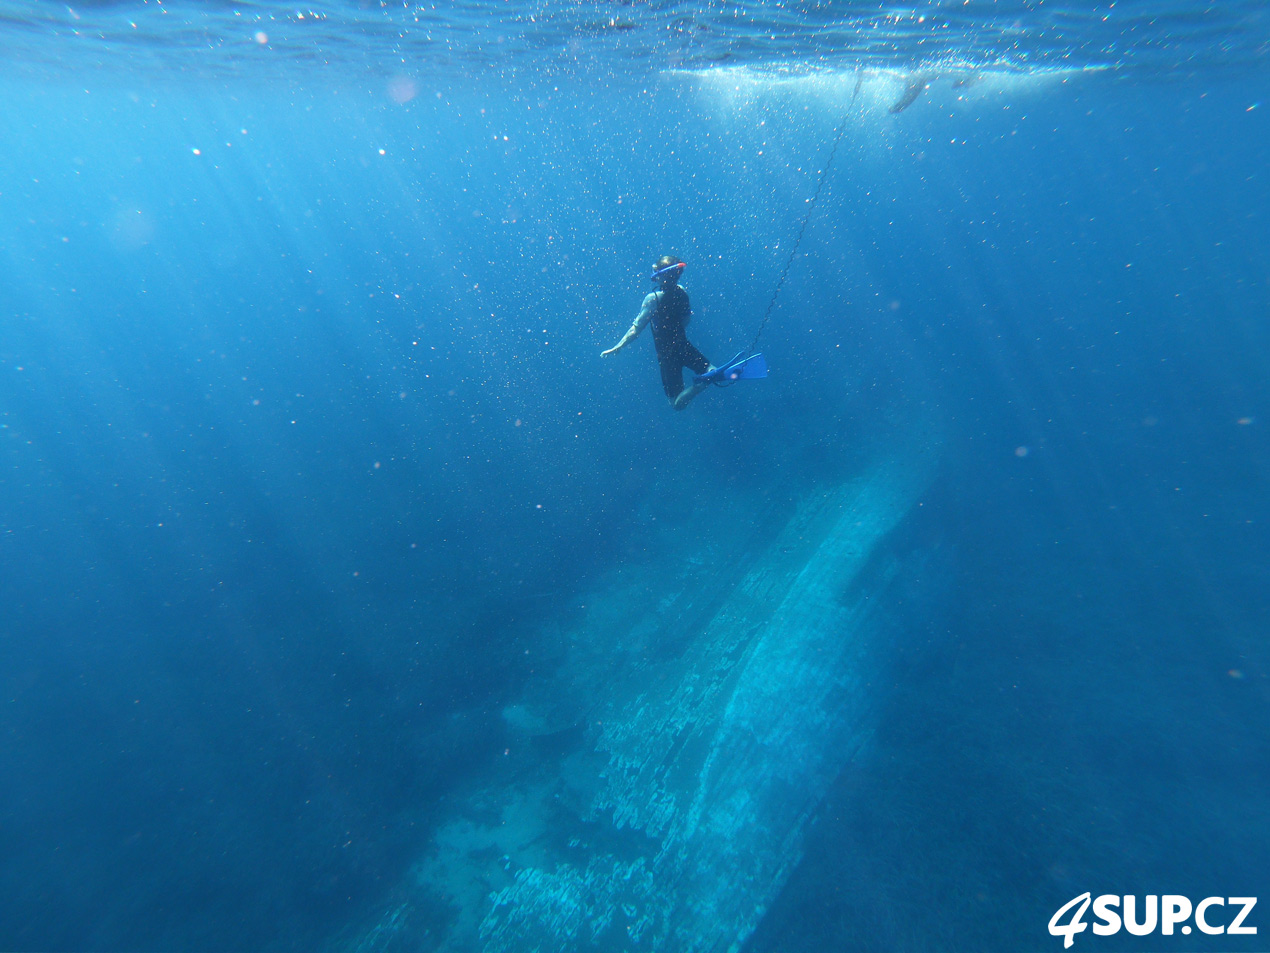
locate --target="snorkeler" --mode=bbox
[601,255,715,410]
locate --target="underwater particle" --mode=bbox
[388,76,417,104]
[1228,669,1244,679]
[191,147,201,155]
[1237,416,1254,425]
[254,31,268,44]
[109,207,155,252]
[1015,445,1029,457]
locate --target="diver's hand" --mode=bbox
[601,346,618,358]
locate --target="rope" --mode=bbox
[747,110,852,356]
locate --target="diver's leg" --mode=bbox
[671,341,712,410]
[673,386,702,410]
[684,342,710,377]
[658,352,684,404]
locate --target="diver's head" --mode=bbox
[650,255,685,287]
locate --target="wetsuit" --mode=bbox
[647,285,710,401]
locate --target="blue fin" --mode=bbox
[694,352,768,385]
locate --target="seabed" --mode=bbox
[352,439,937,953]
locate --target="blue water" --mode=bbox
[2,3,1268,951]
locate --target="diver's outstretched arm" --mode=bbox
[602,292,657,357]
